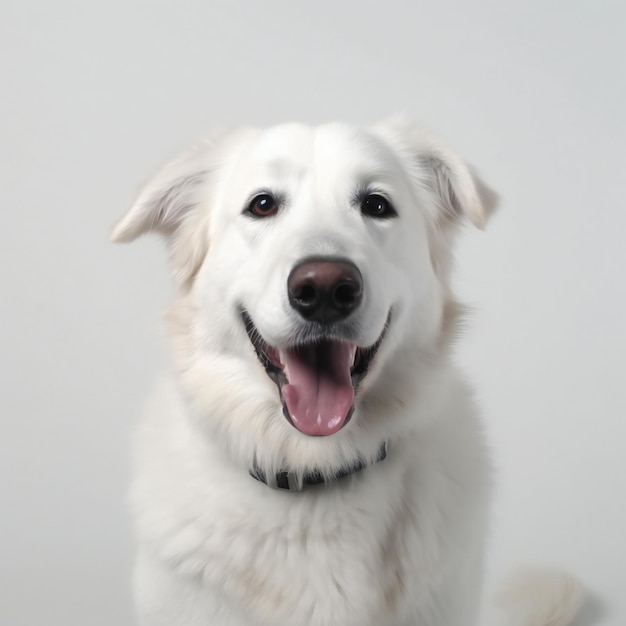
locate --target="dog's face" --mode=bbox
[199,124,440,437]
[113,120,496,473]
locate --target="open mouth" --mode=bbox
[242,312,388,437]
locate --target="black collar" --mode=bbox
[249,441,388,491]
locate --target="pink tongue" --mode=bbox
[281,341,356,436]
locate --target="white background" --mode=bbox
[1,2,624,625]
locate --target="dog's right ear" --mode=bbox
[111,142,214,283]
[111,142,211,244]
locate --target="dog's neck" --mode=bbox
[248,441,388,491]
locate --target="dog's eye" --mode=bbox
[247,194,279,218]
[360,194,397,219]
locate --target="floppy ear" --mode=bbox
[111,142,211,243]
[111,142,213,283]
[373,118,498,229]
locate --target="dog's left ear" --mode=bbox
[372,118,498,229]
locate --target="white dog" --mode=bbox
[113,119,581,626]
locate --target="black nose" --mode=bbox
[287,257,363,324]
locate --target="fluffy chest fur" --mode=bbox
[131,377,491,626]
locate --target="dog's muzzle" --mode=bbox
[242,256,389,438]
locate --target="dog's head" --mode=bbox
[113,120,496,475]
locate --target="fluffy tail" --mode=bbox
[493,567,584,626]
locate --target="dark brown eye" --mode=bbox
[247,194,278,218]
[361,194,397,219]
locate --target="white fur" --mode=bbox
[113,120,580,626]
[493,568,584,626]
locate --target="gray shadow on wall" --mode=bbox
[570,589,607,626]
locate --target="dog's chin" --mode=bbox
[241,311,389,437]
